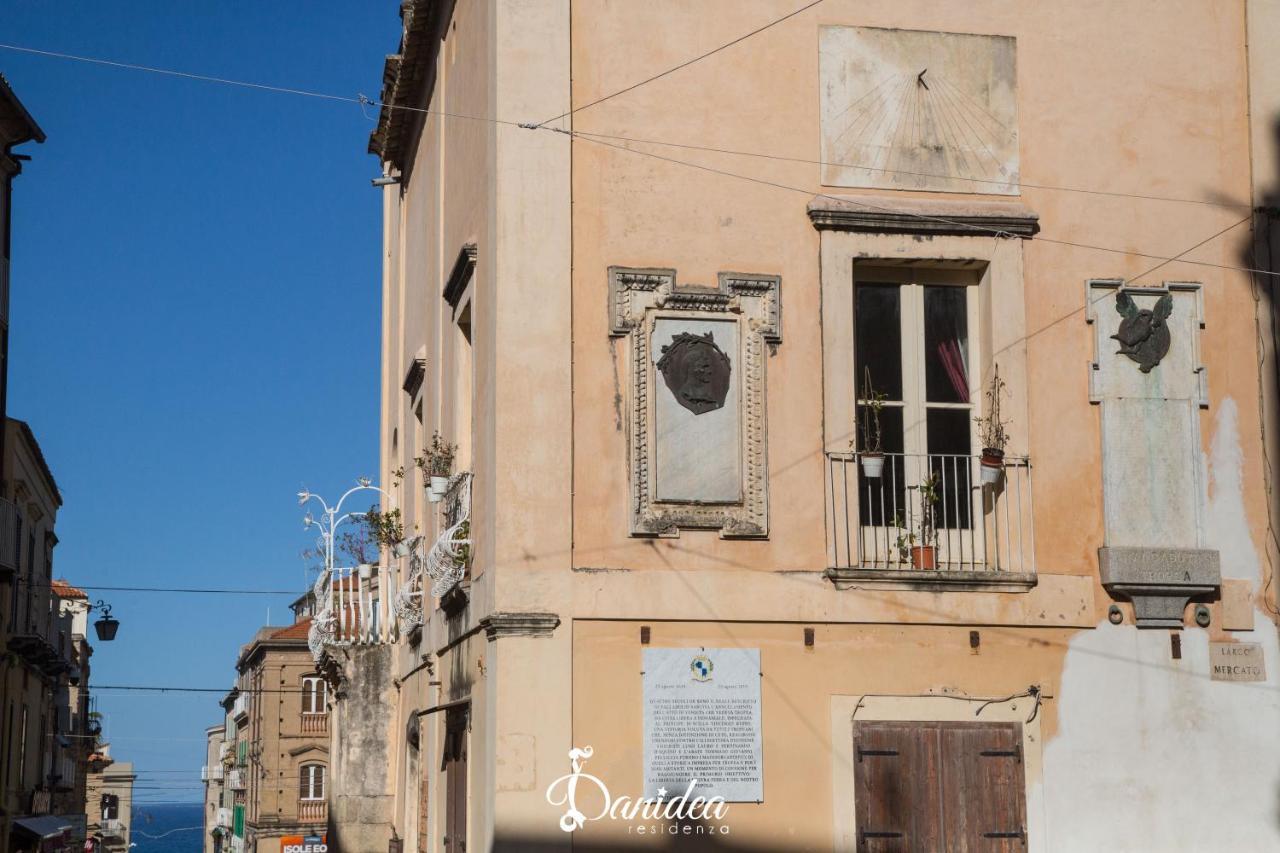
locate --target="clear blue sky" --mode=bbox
[3,4,398,801]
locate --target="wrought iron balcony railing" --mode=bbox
[826,452,1035,576]
[310,472,472,659]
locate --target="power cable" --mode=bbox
[0,40,1252,211]
[546,127,1279,278]
[91,685,311,694]
[1128,216,1253,284]
[568,128,1253,210]
[15,578,301,596]
[536,0,827,126]
[0,41,522,129]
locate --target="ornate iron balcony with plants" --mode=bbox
[306,440,471,660]
[825,450,1036,590]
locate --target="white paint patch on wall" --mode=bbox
[1203,398,1259,581]
[1042,622,1280,851]
[1043,399,1280,851]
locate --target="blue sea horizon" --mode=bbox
[130,802,204,853]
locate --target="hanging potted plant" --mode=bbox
[894,474,940,570]
[858,368,887,478]
[417,433,457,503]
[975,366,1010,486]
[366,505,404,555]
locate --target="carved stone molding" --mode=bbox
[479,611,561,640]
[402,351,427,399]
[443,242,477,308]
[806,194,1040,237]
[609,266,781,538]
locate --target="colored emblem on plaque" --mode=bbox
[689,654,715,682]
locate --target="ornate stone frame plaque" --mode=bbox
[609,267,781,538]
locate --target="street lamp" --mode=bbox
[92,600,119,642]
[298,479,396,577]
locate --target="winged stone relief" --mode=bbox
[1112,291,1173,373]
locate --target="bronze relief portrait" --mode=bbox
[657,331,732,415]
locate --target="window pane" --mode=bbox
[855,283,903,401]
[923,286,970,404]
[927,408,972,530]
[858,406,905,527]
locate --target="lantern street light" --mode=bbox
[93,600,119,642]
[298,479,395,577]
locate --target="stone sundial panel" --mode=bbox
[819,26,1019,194]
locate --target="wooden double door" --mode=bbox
[854,721,1027,852]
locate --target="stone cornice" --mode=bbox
[807,194,1040,237]
[402,354,427,400]
[443,243,478,308]
[479,611,560,641]
[367,0,439,168]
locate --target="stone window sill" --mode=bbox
[824,567,1038,593]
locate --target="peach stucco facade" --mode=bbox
[357,2,1280,851]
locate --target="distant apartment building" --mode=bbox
[0,74,99,853]
[209,618,327,853]
[202,724,227,853]
[83,750,134,853]
[0,421,96,853]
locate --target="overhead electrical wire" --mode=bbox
[15,578,300,596]
[550,128,1277,279]
[535,0,828,126]
[0,40,1257,211]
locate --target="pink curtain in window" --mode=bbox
[936,339,969,403]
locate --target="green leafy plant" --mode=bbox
[916,472,940,550]
[975,365,1010,454]
[892,473,941,564]
[416,432,457,479]
[453,520,471,569]
[858,367,887,454]
[892,512,914,563]
[364,505,404,550]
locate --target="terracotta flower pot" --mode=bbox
[911,545,937,570]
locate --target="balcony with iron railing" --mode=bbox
[298,799,326,823]
[216,807,233,828]
[310,472,472,658]
[825,452,1036,590]
[227,768,246,791]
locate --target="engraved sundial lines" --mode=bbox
[820,27,1019,194]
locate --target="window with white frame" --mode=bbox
[855,268,979,530]
[301,677,327,715]
[299,763,325,800]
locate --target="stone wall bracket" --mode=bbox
[479,611,561,640]
[1099,547,1221,628]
